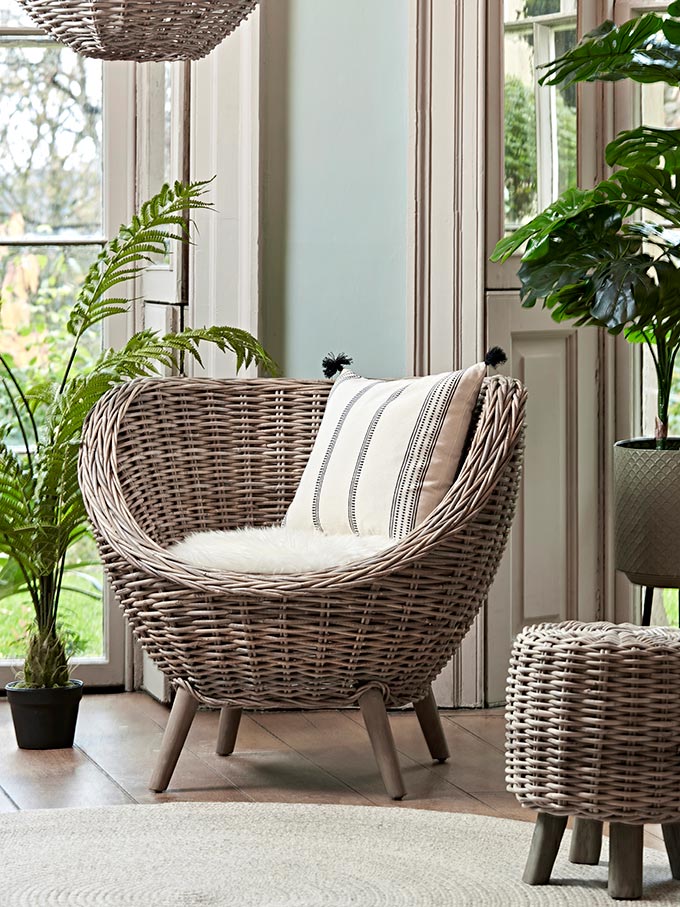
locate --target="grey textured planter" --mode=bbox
[614,438,680,588]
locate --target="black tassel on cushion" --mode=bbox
[484,347,507,369]
[322,352,353,379]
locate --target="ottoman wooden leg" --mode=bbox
[609,823,643,900]
[662,821,680,880]
[570,818,604,865]
[523,813,568,885]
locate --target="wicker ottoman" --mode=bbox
[506,621,680,900]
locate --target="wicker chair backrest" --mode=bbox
[112,378,330,546]
[105,375,487,547]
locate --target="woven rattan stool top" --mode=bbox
[506,620,680,825]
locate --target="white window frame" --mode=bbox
[0,18,135,687]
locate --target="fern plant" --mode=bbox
[0,179,275,687]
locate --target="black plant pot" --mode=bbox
[5,679,84,749]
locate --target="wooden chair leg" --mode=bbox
[413,688,449,763]
[662,821,680,880]
[569,818,603,865]
[522,812,568,885]
[358,688,406,801]
[149,687,198,793]
[609,823,643,900]
[216,707,242,756]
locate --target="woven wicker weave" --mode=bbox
[18,1,258,62]
[506,621,680,825]
[79,375,526,710]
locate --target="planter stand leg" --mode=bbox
[642,586,654,627]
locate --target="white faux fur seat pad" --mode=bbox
[166,526,395,574]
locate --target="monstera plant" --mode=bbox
[492,5,680,605]
[1,179,275,748]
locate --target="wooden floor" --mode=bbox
[0,693,666,852]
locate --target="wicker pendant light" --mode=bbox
[17,1,259,62]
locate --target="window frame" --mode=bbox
[0,16,135,687]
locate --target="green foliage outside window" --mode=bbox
[504,77,576,227]
[505,77,538,225]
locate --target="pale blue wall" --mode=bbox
[260,0,410,379]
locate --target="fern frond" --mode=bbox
[66,180,213,342]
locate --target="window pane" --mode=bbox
[0,243,102,386]
[0,535,104,660]
[143,62,174,193]
[0,0,33,28]
[504,26,538,230]
[0,242,105,659]
[504,1,578,235]
[0,39,102,239]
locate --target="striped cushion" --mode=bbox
[285,364,486,539]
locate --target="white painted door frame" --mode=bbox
[409,0,487,706]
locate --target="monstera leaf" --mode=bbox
[490,187,616,262]
[511,203,657,331]
[606,127,680,170]
[540,14,680,88]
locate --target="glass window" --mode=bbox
[144,62,174,194]
[0,16,105,662]
[503,0,577,234]
[0,0,32,27]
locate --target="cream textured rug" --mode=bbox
[1,802,677,906]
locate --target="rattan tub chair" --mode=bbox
[79,374,526,799]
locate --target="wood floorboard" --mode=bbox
[347,708,507,795]
[444,709,507,753]
[0,693,669,856]
[75,694,250,805]
[252,709,486,812]
[0,701,131,810]
[184,708,370,805]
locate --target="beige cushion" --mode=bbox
[285,364,485,539]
